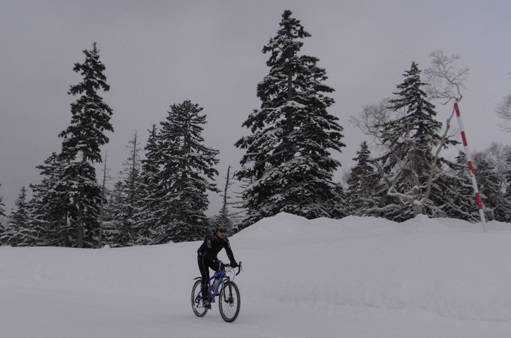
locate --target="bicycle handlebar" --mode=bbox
[235,261,243,276]
[222,261,243,276]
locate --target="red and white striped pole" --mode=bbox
[453,100,487,232]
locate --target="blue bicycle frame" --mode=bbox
[193,266,226,303]
[207,267,227,302]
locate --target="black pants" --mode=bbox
[197,255,218,301]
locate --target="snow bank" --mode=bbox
[1,212,511,337]
[237,213,511,322]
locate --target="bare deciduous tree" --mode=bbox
[349,99,391,142]
[424,50,470,103]
[497,93,511,132]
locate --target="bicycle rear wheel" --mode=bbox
[191,280,208,317]
[219,280,240,322]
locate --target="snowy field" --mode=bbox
[1,213,511,338]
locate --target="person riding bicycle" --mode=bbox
[197,219,238,309]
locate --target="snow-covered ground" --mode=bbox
[1,213,511,337]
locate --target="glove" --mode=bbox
[230,261,239,268]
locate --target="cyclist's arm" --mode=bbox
[224,239,237,266]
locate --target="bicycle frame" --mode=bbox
[209,268,228,300]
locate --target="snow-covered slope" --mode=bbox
[1,213,511,337]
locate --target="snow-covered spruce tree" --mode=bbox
[29,152,72,246]
[0,184,5,219]
[0,184,6,243]
[134,125,161,245]
[473,153,511,222]
[482,143,511,197]
[505,151,511,209]
[153,100,219,243]
[106,132,143,246]
[373,62,456,221]
[100,181,122,246]
[235,10,345,224]
[3,187,35,246]
[433,152,479,222]
[58,42,114,248]
[346,141,381,216]
[470,143,511,222]
[120,132,143,224]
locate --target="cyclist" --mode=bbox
[197,219,238,309]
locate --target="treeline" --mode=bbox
[1,10,510,248]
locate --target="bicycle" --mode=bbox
[191,261,242,322]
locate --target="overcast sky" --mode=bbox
[1,0,510,214]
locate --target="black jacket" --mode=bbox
[197,232,236,265]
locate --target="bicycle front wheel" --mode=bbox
[219,280,240,322]
[191,280,208,317]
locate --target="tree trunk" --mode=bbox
[77,151,88,248]
[77,218,84,248]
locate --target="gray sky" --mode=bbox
[1,0,510,214]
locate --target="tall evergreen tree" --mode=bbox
[435,152,479,222]
[502,150,511,222]
[473,153,511,222]
[121,132,142,223]
[0,184,6,244]
[481,143,511,200]
[373,62,455,221]
[101,181,124,246]
[0,184,5,219]
[29,152,71,246]
[235,10,345,224]
[154,100,219,242]
[134,125,161,245]
[58,42,114,248]
[107,133,143,246]
[505,151,511,203]
[3,187,35,246]
[96,152,111,247]
[346,141,379,216]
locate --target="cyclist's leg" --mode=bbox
[197,255,210,301]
